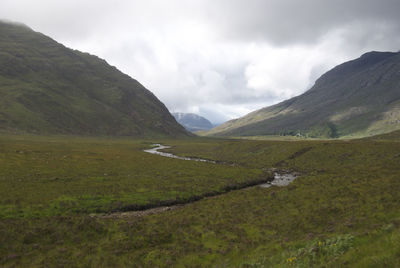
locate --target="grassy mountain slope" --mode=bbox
[206,51,400,138]
[0,21,188,136]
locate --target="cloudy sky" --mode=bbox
[1,0,400,124]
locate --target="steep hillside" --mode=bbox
[172,112,213,132]
[0,21,188,136]
[206,51,400,138]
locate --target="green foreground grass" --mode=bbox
[1,132,400,267]
[0,135,263,218]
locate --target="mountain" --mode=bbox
[0,21,188,136]
[205,51,400,138]
[172,112,214,132]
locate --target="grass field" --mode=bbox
[1,132,400,267]
[0,135,266,218]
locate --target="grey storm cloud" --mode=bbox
[208,0,400,45]
[1,0,400,124]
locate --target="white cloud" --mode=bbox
[1,0,400,124]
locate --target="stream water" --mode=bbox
[144,144,215,163]
[95,144,299,218]
[144,144,297,188]
[259,173,296,188]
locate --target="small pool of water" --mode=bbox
[259,173,296,188]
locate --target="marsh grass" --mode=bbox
[1,132,400,267]
[0,135,264,218]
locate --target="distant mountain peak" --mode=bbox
[0,20,30,29]
[360,50,398,59]
[172,113,213,132]
[355,51,398,67]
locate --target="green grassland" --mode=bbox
[1,132,400,267]
[0,135,265,218]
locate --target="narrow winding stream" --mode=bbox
[144,144,297,188]
[144,144,215,163]
[95,144,298,218]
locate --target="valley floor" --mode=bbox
[1,132,400,267]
